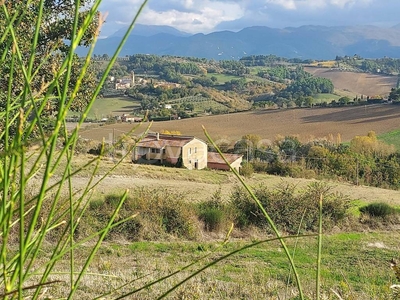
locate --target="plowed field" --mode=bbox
[79,104,400,144]
[304,67,397,97]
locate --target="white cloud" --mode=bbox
[266,0,297,10]
[100,0,245,33]
[98,0,400,36]
[330,0,372,8]
[266,0,372,10]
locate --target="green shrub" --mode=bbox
[88,142,114,156]
[88,188,199,241]
[104,194,122,208]
[199,208,224,231]
[89,199,104,210]
[229,186,265,229]
[240,162,254,177]
[230,182,350,233]
[111,218,143,241]
[197,187,232,232]
[359,202,396,218]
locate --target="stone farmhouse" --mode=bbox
[132,133,242,171]
[133,133,208,170]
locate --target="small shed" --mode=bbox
[207,152,243,172]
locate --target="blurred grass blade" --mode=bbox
[203,126,305,300]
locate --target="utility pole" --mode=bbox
[113,128,116,162]
[355,157,359,186]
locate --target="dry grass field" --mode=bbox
[304,67,397,97]
[79,104,400,145]
[54,164,400,206]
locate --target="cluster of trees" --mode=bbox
[126,84,209,119]
[218,60,249,76]
[0,0,98,147]
[255,68,334,107]
[128,84,205,108]
[240,55,313,66]
[116,54,205,84]
[389,87,400,102]
[280,76,334,97]
[336,55,400,75]
[233,132,400,189]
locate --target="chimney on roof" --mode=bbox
[156,132,159,140]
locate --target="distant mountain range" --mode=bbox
[82,24,400,60]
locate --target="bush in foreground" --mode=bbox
[230,182,351,234]
[88,188,199,241]
[359,202,397,218]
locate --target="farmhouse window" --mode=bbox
[151,148,161,153]
[195,147,197,153]
[189,148,192,155]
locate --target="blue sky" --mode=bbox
[98,0,400,37]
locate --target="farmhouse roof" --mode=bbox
[136,133,197,148]
[207,152,243,165]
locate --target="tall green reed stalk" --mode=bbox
[202,127,304,300]
[0,0,148,298]
[0,0,326,298]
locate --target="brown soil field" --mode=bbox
[79,104,400,144]
[304,67,397,97]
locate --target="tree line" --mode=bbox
[230,132,400,189]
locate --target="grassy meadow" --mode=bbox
[379,129,400,151]
[205,72,244,84]
[313,93,341,103]
[32,232,399,299]
[24,151,400,299]
[87,96,141,118]
[67,96,142,120]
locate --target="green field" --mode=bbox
[313,93,341,103]
[50,231,398,298]
[379,129,400,150]
[206,72,244,84]
[192,100,229,114]
[85,96,141,119]
[166,95,230,114]
[249,66,269,75]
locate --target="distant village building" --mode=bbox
[115,72,135,90]
[121,114,136,123]
[153,82,181,89]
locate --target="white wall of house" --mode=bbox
[132,147,149,160]
[181,138,207,170]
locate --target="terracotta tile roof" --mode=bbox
[136,134,194,148]
[207,152,243,164]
